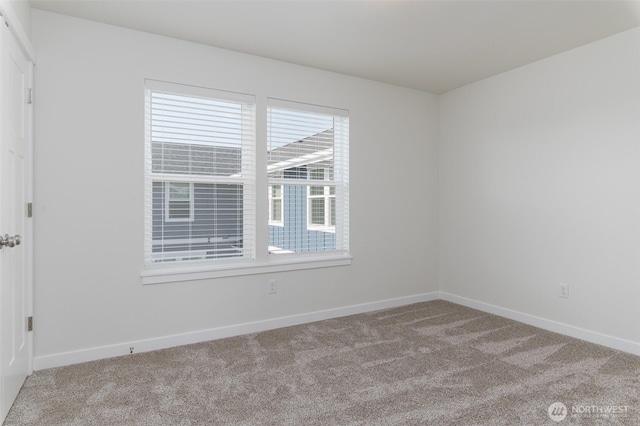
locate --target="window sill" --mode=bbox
[307,225,336,233]
[141,254,352,285]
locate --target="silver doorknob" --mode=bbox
[0,234,21,248]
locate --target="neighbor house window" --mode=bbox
[268,185,283,225]
[144,80,255,265]
[267,99,349,255]
[165,182,194,222]
[308,169,335,230]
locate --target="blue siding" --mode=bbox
[152,182,243,258]
[268,167,336,253]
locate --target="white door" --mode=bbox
[0,15,33,422]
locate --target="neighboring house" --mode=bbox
[268,129,336,254]
[151,141,244,261]
[152,130,336,261]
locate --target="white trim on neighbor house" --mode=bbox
[439,292,640,356]
[33,292,439,370]
[267,148,333,174]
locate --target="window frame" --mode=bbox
[266,99,348,259]
[144,79,256,269]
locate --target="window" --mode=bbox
[145,80,255,265]
[268,184,283,225]
[143,82,350,282]
[165,182,194,222]
[308,169,335,230]
[267,99,349,255]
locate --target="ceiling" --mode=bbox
[29,0,640,94]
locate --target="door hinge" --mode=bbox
[27,316,33,332]
[27,202,33,218]
[27,88,33,104]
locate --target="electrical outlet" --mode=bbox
[268,280,277,294]
[559,283,569,299]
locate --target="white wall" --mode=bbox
[31,10,439,362]
[439,28,640,344]
[31,7,639,366]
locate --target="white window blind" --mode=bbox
[267,99,349,255]
[144,80,255,265]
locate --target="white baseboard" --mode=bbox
[33,292,440,371]
[33,290,640,370]
[439,292,640,356]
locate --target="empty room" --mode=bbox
[0,0,639,424]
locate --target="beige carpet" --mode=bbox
[4,300,639,425]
